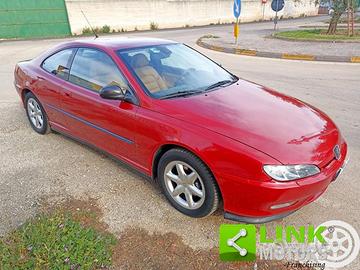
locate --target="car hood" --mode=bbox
[152,80,340,166]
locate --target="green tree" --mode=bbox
[327,0,358,34]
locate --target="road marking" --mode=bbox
[351,56,360,63]
[235,49,257,56]
[282,53,315,61]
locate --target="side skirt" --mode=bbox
[224,211,296,224]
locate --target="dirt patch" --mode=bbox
[39,197,314,270]
[40,196,109,232]
[112,227,313,270]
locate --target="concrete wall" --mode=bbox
[65,0,319,34]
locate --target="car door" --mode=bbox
[59,47,139,165]
[37,48,77,128]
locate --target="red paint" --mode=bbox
[14,38,347,219]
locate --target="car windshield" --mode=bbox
[117,43,237,99]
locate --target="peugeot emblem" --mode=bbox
[333,145,341,160]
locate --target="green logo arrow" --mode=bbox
[219,224,257,261]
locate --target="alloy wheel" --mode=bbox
[27,98,44,129]
[164,161,205,210]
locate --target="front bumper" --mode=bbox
[221,142,348,223]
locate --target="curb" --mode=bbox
[196,38,360,63]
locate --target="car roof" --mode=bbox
[63,37,178,51]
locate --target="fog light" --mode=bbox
[270,201,296,210]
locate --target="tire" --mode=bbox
[158,148,220,218]
[25,92,50,135]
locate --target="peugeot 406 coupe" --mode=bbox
[14,38,348,223]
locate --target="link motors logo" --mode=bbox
[315,220,360,268]
[219,220,360,268]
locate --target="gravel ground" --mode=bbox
[1,17,360,269]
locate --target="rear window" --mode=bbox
[42,48,76,80]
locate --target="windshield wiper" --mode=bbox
[204,79,236,91]
[159,78,238,99]
[159,90,202,99]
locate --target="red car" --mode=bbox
[14,38,347,223]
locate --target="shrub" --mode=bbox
[150,22,159,30]
[82,27,92,34]
[101,25,111,33]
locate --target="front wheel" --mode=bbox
[158,148,220,218]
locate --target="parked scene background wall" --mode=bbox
[65,0,319,34]
[0,0,71,39]
[0,0,319,39]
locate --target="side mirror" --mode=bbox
[99,85,126,100]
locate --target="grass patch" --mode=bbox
[0,204,116,269]
[274,29,360,41]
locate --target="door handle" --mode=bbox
[63,92,71,97]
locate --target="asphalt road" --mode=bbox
[1,16,360,268]
[199,15,360,58]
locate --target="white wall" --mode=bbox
[65,0,319,34]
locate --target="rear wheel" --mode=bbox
[158,148,220,218]
[25,92,50,134]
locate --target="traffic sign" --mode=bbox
[233,0,241,18]
[271,0,285,12]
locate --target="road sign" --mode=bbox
[271,0,284,31]
[271,0,284,12]
[233,0,241,18]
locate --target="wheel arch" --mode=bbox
[21,88,32,106]
[151,143,223,201]
[21,88,49,116]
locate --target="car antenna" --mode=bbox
[81,9,99,39]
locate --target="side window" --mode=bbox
[41,48,76,80]
[69,48,128,92]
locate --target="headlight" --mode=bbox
[263,164,320,181]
